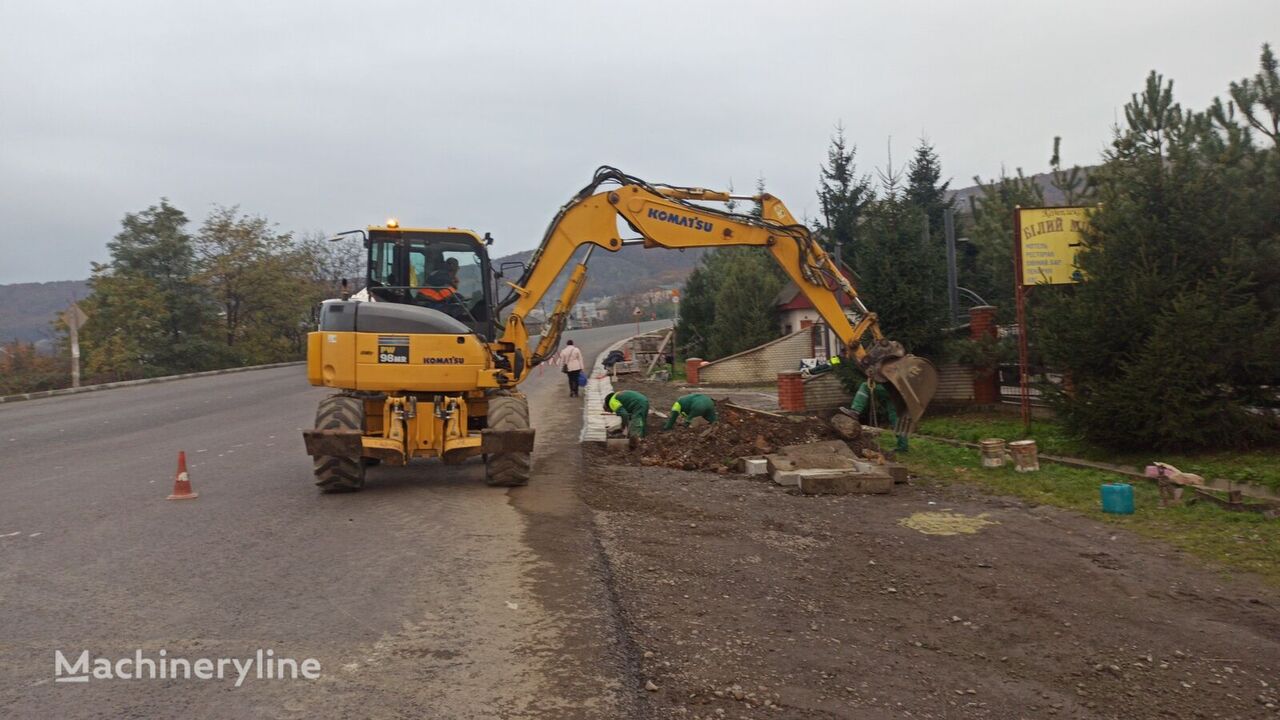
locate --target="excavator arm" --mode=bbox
[496,167,938,430]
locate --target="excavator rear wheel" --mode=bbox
[313,394,367,493]
[485,395,531,487]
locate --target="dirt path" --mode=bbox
[581,456,1280,719]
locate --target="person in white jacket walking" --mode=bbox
[555,339,585,398]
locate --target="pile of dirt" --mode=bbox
[622,405,874,473]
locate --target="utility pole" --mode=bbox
[671,289,680,375]
[944,208,959,326]
[62,302,88,389]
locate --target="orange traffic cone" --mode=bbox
[167,451,199,500]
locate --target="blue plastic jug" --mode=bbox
[1101,483,1135,514]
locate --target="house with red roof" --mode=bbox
[773,275,859,360]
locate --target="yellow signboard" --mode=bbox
[1017,207,1091,285]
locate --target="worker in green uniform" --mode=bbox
[604,390,650,439]
[663,393,718,430]
[851,378,909,452]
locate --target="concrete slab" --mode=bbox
[795,468,893,495]
[777,439,856,460]
[767,452,859,474]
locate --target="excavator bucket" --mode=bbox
[879,355,938,434]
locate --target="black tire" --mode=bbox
[313,394,366,493]
[485,395,531,487]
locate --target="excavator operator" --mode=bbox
[418,257,460,308]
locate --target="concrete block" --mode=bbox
[768,452,859,474]
[885,463,909,484]
[795,468,893,495]
[766,454,798,474]
[778,439,856,460]
[742,458,768,476]
[773,470,801,486]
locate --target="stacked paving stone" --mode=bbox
[752,439,906,495]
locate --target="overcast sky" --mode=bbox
[2,1,1276,284]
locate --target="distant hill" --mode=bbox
[0,280,90,344]
[0,246,705,344]
[948,168,1096,211]
[491,244,707,302]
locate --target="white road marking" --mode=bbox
[28,533,41,538]
[0,531,21,538]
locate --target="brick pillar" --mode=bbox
[685,357,703,385]
[969,305,999,405]
[778,371,805,412]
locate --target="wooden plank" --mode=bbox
[644,331,673,375]
[723,401,786,419]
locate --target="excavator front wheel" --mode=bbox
[484,395,531,487]
[312,394,367,493]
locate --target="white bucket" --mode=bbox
[979,438,1006,468]
[1009,439,1040,472]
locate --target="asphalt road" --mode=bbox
[0,320,669,719]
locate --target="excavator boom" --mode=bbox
[497,167,938,431]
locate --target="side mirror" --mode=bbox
[483,232,494,246]
[496,261,526,279]
[340,278,351,300]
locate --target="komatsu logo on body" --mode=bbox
[647,208,713,233]
[423,357,466,365]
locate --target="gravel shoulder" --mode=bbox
[581,383,1280,719]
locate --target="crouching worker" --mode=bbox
[663,393,717,430]
[604,391,650,442]
[851,378,908,452]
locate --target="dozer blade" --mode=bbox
[303,429,363,458]
[879,354,938,434]
[480,428,536,454]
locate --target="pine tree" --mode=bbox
[905,138,954,239]
[1048,136,1088,205]
[675,262,717,359]
[855,158,948,357]
[750,174,767,219]
[816,124,873,261]
[1036,59,1280,450]
[1225,43,1280,144]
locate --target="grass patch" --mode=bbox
[919,409,1280,491]
[903,437,1280,586]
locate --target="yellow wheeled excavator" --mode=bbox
[302,167,938,492]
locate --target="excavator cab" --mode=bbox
[364,227,497,340]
